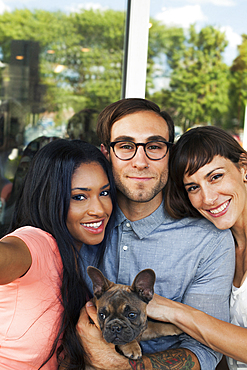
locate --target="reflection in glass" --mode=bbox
[0,5,126,232]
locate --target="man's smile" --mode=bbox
[128,176,153,181]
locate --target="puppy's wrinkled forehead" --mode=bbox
[96,285,147,312]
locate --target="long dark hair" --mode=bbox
[8,139,117,369]
[165,126,247,219]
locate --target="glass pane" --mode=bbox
[0,1,126,236]
[148,2,244,138]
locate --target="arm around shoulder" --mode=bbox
[148,294,247,364]
[0,236,32,284]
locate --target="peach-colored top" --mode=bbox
[0,226,63,369]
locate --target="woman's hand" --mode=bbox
[79,299,202,370]
[147,294,176,323]
[76,301,130,370]
[148,293,247,364]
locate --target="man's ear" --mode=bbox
[101,144,110,161]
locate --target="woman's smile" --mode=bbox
[206,200,231,217]
[66,162,113,249]
[81,220,105,234]
[183,155,247,230]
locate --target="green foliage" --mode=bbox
[0,8,126,115]
[227,34,247,129]
[0,8,244,131]
[151,25,230,130]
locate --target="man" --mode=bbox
[78,98,235,369]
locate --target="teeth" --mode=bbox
[209,201,229,214]
[82,221,103,228]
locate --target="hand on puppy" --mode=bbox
[146,293,176,322]
[76,301,130,370]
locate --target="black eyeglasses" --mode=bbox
[109,140,173,161]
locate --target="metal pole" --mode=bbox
[243,105,247,149]
[121,0,131,99]
[121,0,150,99]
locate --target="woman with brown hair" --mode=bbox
[147,126,247,369]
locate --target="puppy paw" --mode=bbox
[117,340,142,360]
[164,323,183,335]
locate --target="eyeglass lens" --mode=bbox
[113,141,169,160]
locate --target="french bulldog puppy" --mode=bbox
[87,266,182,360]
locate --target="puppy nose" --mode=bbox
[111,323,122,333]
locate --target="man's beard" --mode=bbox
[112,169,168,203]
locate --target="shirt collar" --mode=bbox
[114,200,169,239]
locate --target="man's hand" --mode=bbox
[77,301,130,370]
[77,301,200,370]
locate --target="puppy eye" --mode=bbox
[99,313,106,320]
[128,312,137,319]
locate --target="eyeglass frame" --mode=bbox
[109,140,174,161]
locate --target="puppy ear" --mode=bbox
[87,266,113,299]
[131,269,156,303]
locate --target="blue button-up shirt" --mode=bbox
[80,202,235,370]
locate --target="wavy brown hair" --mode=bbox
[96,98,175,149]
[165,126,247,219]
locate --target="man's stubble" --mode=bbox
[112,167,169,203]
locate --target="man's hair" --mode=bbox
[96,98,174,148]
[165,126,247,219]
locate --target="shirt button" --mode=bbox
[126,222,131,227]
[123,246,128,251]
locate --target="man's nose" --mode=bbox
[131,145,149,169]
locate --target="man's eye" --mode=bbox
[119,143,135,150]
[147,144,161,150]
[147,142,165,150]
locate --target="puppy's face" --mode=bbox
[87,267,155,345]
